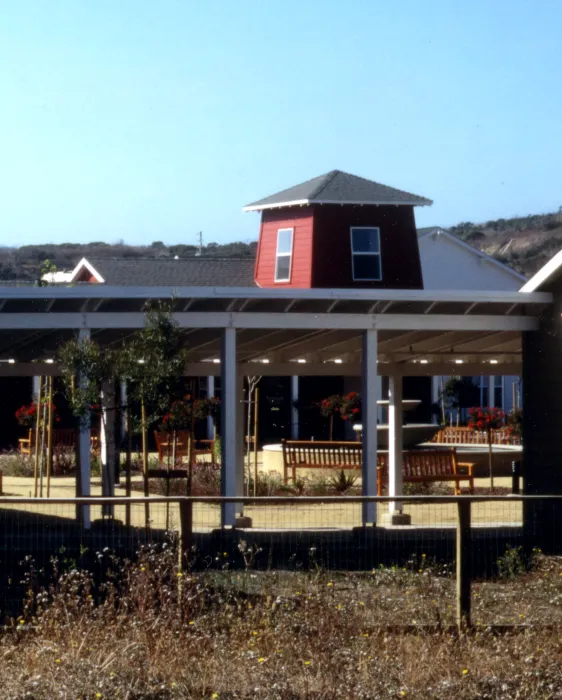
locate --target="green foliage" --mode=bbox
[440,377,480,412]
[58,338,115,422]
[118,301,188,426]
[328,469,358,494]
[497,544,539,580]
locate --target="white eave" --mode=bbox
[243,198,433,212]
[520,247,562,292]
[68,257,105,284]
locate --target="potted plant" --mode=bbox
[318,395,344,441]
[468,406,505,489]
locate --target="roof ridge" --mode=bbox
[307,170,340,200]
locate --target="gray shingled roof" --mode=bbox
[244,170,432,210]
[77,257,256,286]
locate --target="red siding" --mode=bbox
[254,207,314,288]
[311,205,423,289]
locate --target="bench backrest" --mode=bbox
[378,448,457,477]
[432,426,519,445]
[27,429,78,448]
[154,430,191,457]
[281,440,362,467]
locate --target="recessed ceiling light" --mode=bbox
[489,359,499,364]
[419,359,429,364]
[45,359,54,364]
[212,358,221,364]
[261,359,270,364]
[297,359,306,364]
[454,359,464,364]
[333,358,343,364]
[7,359,15,364]
[137,359,145,364]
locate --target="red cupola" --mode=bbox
[245,170,431,289]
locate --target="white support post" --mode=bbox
[78,328,91,529]
[291,376,299,440]
[207,375,215,439]
[220,328,238,527]
[376,375,384,424]
[431,377,440,424]
[32,376,41,401]
[388,374,407,519]
[361,330,378,525]
[120,381,127,439]
[236,374,245,509]
[488,375,495,407]
[100,381,116,517]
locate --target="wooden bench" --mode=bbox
[377,448,474,495]
[432,426,519,445]
[19,428,78,456]
[281,440,362,483]
[154,430,214,465]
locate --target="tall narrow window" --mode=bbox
[275,228,293,282]
[350,227,382,281]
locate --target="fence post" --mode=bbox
[456,499,472,631]
[178,498,193,572]
[511,460,521,494]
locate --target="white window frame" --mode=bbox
[274,227,294,283]
[350,227,382,281]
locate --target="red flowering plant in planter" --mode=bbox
[318,395,344,440]
[15,402,38,428]
[340,392,362,423]
[468,406,505,489]
[15,401,60,428]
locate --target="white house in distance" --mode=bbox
[419,227,527,418]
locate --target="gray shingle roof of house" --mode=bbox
[78,257,256,286]
[244,170,432,210]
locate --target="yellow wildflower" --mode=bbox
[304,661,311,666]
[188,621,195,625]
[55,658,61,663]
[258,657,266,663]
[462,669,469,675]
[327,582,333,587]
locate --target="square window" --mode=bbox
[276,228,293,255]
[352,255,381,281]
[275,255,291,282]
[351,228,380,253]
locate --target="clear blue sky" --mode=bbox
[1,1,561,247]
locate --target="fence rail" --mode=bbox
[0,494,559,629]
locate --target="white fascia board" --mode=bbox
[520,247,562,292]
[419,229,527,282]
[0,284,551,305]
[68,258,105,284]
[243,198,432,212]
[243,199,310,212]
[0,311,539,331]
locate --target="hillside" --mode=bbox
[0,240,258,282]
[447,208,562,278]
[2,208,562,282]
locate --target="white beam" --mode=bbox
[0,285,550,304]
[361,330,378,525]
[0,360,523,378]
[0,312,540,331]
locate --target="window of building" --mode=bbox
[350,227,382,281]
[275,228,293,282]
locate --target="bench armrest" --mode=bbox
[457,462,475,476]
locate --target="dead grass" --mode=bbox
[1,545,562,698]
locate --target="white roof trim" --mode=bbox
[520,247,562,292]
[243,198,432,212]
[68,258,105,284]
[419,228,527,282]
